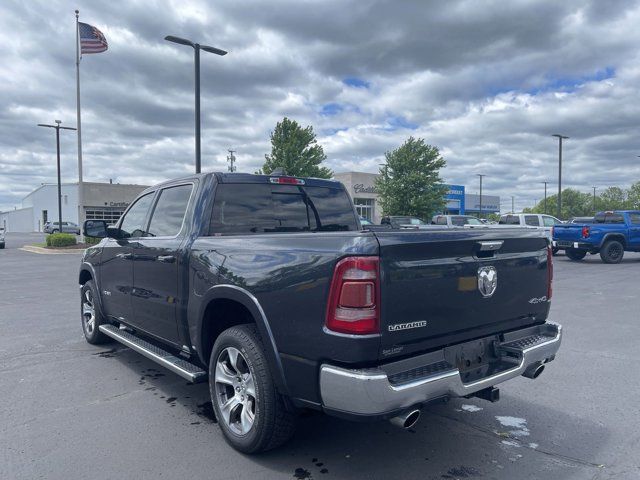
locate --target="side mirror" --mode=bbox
[83,220,108,238]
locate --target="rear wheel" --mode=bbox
[81,280,110,344]
[52,229,59,234]
[600,240,624,264]
[209,324,295,453]
[565,248,587,261]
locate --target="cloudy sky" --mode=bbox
[1,0,639,212]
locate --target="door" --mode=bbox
[628,213,640,249]
[99,192,155,323]
[130,183,194,345]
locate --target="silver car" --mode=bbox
[0,228,5,249]
[44,221,80,235]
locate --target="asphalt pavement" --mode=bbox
[1,232,639,479]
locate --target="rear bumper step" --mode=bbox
[99,324,207,383]
[320,322,561,416]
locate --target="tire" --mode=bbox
[209,324,295,453]
[552,246,559,256]
[52,229,59,234]
[600,240,624,264]
[80,280,111,344]
[565,248,587,261]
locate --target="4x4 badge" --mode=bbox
[477,266,498,298]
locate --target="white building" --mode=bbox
[0,182,148,232]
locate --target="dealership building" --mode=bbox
[333,172,500,224]
[0,182,148,232]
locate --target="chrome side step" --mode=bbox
[99,324,207,383]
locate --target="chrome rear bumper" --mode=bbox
[320,322,562,416]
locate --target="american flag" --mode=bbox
[79,22,108,54]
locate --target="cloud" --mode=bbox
[1,0,640,214]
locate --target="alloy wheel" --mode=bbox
[82,289,96,334]
[214,347,256,435]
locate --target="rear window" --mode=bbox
[524,215,540,226]
[451,216,482,226]
[630,213,640,225]
[605,213,625,224]
[499,215,520,225]
[209,183,358,235]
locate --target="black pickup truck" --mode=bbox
[80,172,561,453]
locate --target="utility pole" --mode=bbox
[541,181,548,214]
[552,134,569,218]
[227,149,236,172]
[37,121,77,233]
[511,196,515,213]
[592,186,597,213]
[476,174,485,219]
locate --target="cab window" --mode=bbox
[147,184,193,237]
[120,193,154,238]
[542,216,558,227]
[524,215,540,226]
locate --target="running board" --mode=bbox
[99,324,207,383]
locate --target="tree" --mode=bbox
[528,188,592,219]
[260,117,332,178]
[374,137,447,219]
[627,181,640,210]
[599,186,628,211]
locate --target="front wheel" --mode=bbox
[209,324,295,453]
[80,280,111,344]
[565,248,587,261]
[600,240,624,264]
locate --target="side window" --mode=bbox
[629,213,640,225]
[120,193,154,238]
[525,215,540,226]
[147,184,193,237]
[437,216,447,225]
[542,216,556,227]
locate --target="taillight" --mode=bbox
[581,226,590,238]
[326,256,380,334]
[547,245,553,300]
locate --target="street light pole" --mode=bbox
[37,121,77,233]
[541,181,548,214]
[552,134,569,218]
[165,35,227,174]
[511,196,515,213]
[476,174,485,219]
[592,186,597,213]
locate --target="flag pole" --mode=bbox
[75,9,84,241]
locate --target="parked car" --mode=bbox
[431,214,485,227]
[380,215,429,228]
[80,172,561,453]
[553,210,640,263]
[44,221,80,234]
[499,213,563,254]
[359,216,373,226]
[0,227,5,249]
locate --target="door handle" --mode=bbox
[116,252,133,260]
[157,255,176,263]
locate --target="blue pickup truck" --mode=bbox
[553,210,640,263]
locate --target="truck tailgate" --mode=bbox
[552,224,584,243]
[373,229,551,360]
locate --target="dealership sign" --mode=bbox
[353,184,378,194]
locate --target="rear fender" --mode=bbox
[600,233,627,249]
[192,284,289,395]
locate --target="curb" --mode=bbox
[20,245,86,255]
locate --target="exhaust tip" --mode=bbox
[390,409,421,429]
[522,362,545,379]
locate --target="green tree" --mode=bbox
[528,188,592,219]
[374,137,447,219]
[260,117,332,178]
[627,181,640,210]
[598,186,628,211]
